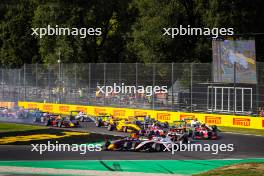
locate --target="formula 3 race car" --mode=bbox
[33,111,49,123]
[17,108,42,119]
[95,114,116,128]
[105,131,189,152]
[46,115,80,128]
[108,118,142,132]
[192,124,218,140]
[171,120,194,137]
[105,137,141,151]
[70,111,94,122]
[0,107,16,118]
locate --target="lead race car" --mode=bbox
[105,130,189,152]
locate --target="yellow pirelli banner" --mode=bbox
[0,101,16,108]
[18,101,264,130]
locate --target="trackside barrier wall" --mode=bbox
[0,101,16,108]
[18,101,264,130]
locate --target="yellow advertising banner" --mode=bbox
[18,101,264,129]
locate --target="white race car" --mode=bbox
[135,132,188,152]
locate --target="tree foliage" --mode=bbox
[0,0,263,67]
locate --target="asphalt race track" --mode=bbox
[0,120,263,160]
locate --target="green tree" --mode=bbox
[0,0,39,67]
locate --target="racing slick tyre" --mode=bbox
[188,130,193,137]
[152,143,162,152]
[103,140,111,151]
[181,134,189,143]
[107,124,114,131]
[95,121,101,127]
[123,126,127,133]
[212,125,218,132]
[192,133,197,140]
[57,121,62,127]
[164,122,169,128]
[178,133,188,143]
[45,119,50,126]
[131,142,137,151]
[123,141,131,151]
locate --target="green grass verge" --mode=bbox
[194,162,264,176]
[219,126,264,136]
[0,159,264,175]
[0,122,46,132]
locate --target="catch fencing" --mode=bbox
[0,63,264,116]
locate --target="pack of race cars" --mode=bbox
[0,106,220,152]
[0,107,91,128]
[100,116,219,152]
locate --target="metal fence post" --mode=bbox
[2,69,4,101]
[119,63,122,107]
[88,63,91,105]
[48,64,51,102]
[190,63,193,112]
[75,63,77,104]
[57,50,61,104]
[9,69,11,101]
[18,69,21,102]
[35,63,38,102]
[152,63,155,110]
[23,64,26,101]
[103,63,106,106]
[171,63,174,111]
[256,64,259,115]
[135,63,138,107]
[233,62,236,115]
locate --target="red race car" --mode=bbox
[192,125,218,140]
[45,115,80,128]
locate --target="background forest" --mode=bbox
[0,0,264,67]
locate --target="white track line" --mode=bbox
[0,166,184,176]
